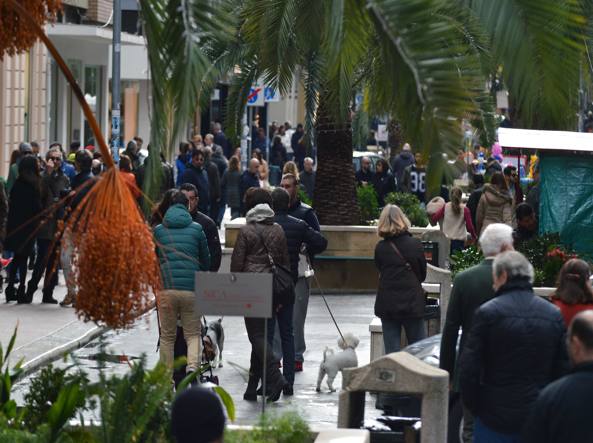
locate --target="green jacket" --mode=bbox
[440,259,495,390]
[5,163,18,195]
[154,204,211,291]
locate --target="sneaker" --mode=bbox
[294,361,303,372]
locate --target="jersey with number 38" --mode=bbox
[409,166,426,204]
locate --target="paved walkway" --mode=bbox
[12,294,379,429]
[0,275,102,373]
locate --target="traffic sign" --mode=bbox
[247,85,264,107]
[264,86,280,102]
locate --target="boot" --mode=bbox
[16,285,30,304]
[5,285,16,303]
[243,375,260,401]
[41,288,58,305]
[60,292,75,307]
[266,373,287,403]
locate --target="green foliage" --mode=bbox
[23,365,89,432]
[384,192,429,227]
[357,185,379,225]
[225,413,312,443]
[298,188,312,207]
[516,233,578,286]
[450,246,483,278]
[352,108,369,150]
[0,326,23,422]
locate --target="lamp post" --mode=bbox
[111,0,122,162]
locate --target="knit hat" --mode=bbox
[171,387,225,443]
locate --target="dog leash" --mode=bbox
[308,261,346,344]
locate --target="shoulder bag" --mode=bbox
[255,225,295,307]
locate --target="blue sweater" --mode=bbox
[154,204,211,291]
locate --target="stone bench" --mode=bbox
[338,352,449,443]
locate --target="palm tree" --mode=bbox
[219,0,587,224]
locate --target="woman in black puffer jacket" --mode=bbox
[374,204,427,353]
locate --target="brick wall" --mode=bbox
[87,0,112,24]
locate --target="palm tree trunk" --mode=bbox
[313,94,360,225]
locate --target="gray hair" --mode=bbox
[479,223,514,257]
[304,157,314,164]
[493,251,534,284]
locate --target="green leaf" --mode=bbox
[213,386,236,422]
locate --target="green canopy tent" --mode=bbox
[499,128,593,258]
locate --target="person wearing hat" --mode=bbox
[6,142,34,194]
[171,387,225,443]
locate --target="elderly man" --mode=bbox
[355,156,373,186]
[459,251,568,443]
[299,157,315,200]
[522,311,593,443]
[440,223,514,443]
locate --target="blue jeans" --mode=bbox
[451,239,465,255]
[473,418,521,443]
[267,303,295,384]
[381,317,426,353]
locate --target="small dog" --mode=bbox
[202,318,225,368]
[316,333,360,393]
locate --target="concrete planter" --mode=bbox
[224,220,438,293]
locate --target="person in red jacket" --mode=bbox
[552,259,593,326]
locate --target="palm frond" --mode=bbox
[461,0,587,129]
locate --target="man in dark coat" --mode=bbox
[213,122,230,159]
[269,187,328,394]
[522,311,593,443]
[459,251,569,441]
[299,157,315,200]
[239,158,260,215]
[466,174,485,229]
[291,124,305,170]
[355,156,373,186]
[513,203,537,248]
[203,146,221,223]
[391,143,415,186]
[280,173,325,371]
[439,223,514,443]
[181,149,210,214]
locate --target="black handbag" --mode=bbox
[255,226,295,307]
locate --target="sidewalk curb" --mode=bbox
[16,325,109,381]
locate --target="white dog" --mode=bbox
[316,333,360,392]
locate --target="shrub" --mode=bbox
[357,185,380,225]
[297,187,312,206]
[384,192,429,227]
[450,245,483,278]
[225,413,312,443]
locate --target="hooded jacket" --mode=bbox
[154,204,211,291]
[230,204,289,275]
[476,184,513,235]
[391,150,415,184]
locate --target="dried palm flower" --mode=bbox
[0,0,62,58]
[62,168,161,329]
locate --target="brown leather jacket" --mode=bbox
[230,204,289,274]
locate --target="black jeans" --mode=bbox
[27,238,59,293]
[245,317,282,385]
[8,252,29,290]
[268,303,295,384]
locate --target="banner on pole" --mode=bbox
[195,272,273,318]
[264,86,280,102]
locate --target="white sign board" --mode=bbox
[195,272,273,318]
[377,124,388,142]
[246,84,264,107]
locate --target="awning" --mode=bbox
[45,23,144,46]
[498,127,593,152]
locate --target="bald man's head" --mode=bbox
[568,310,593,365]
[249,158,260,173]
